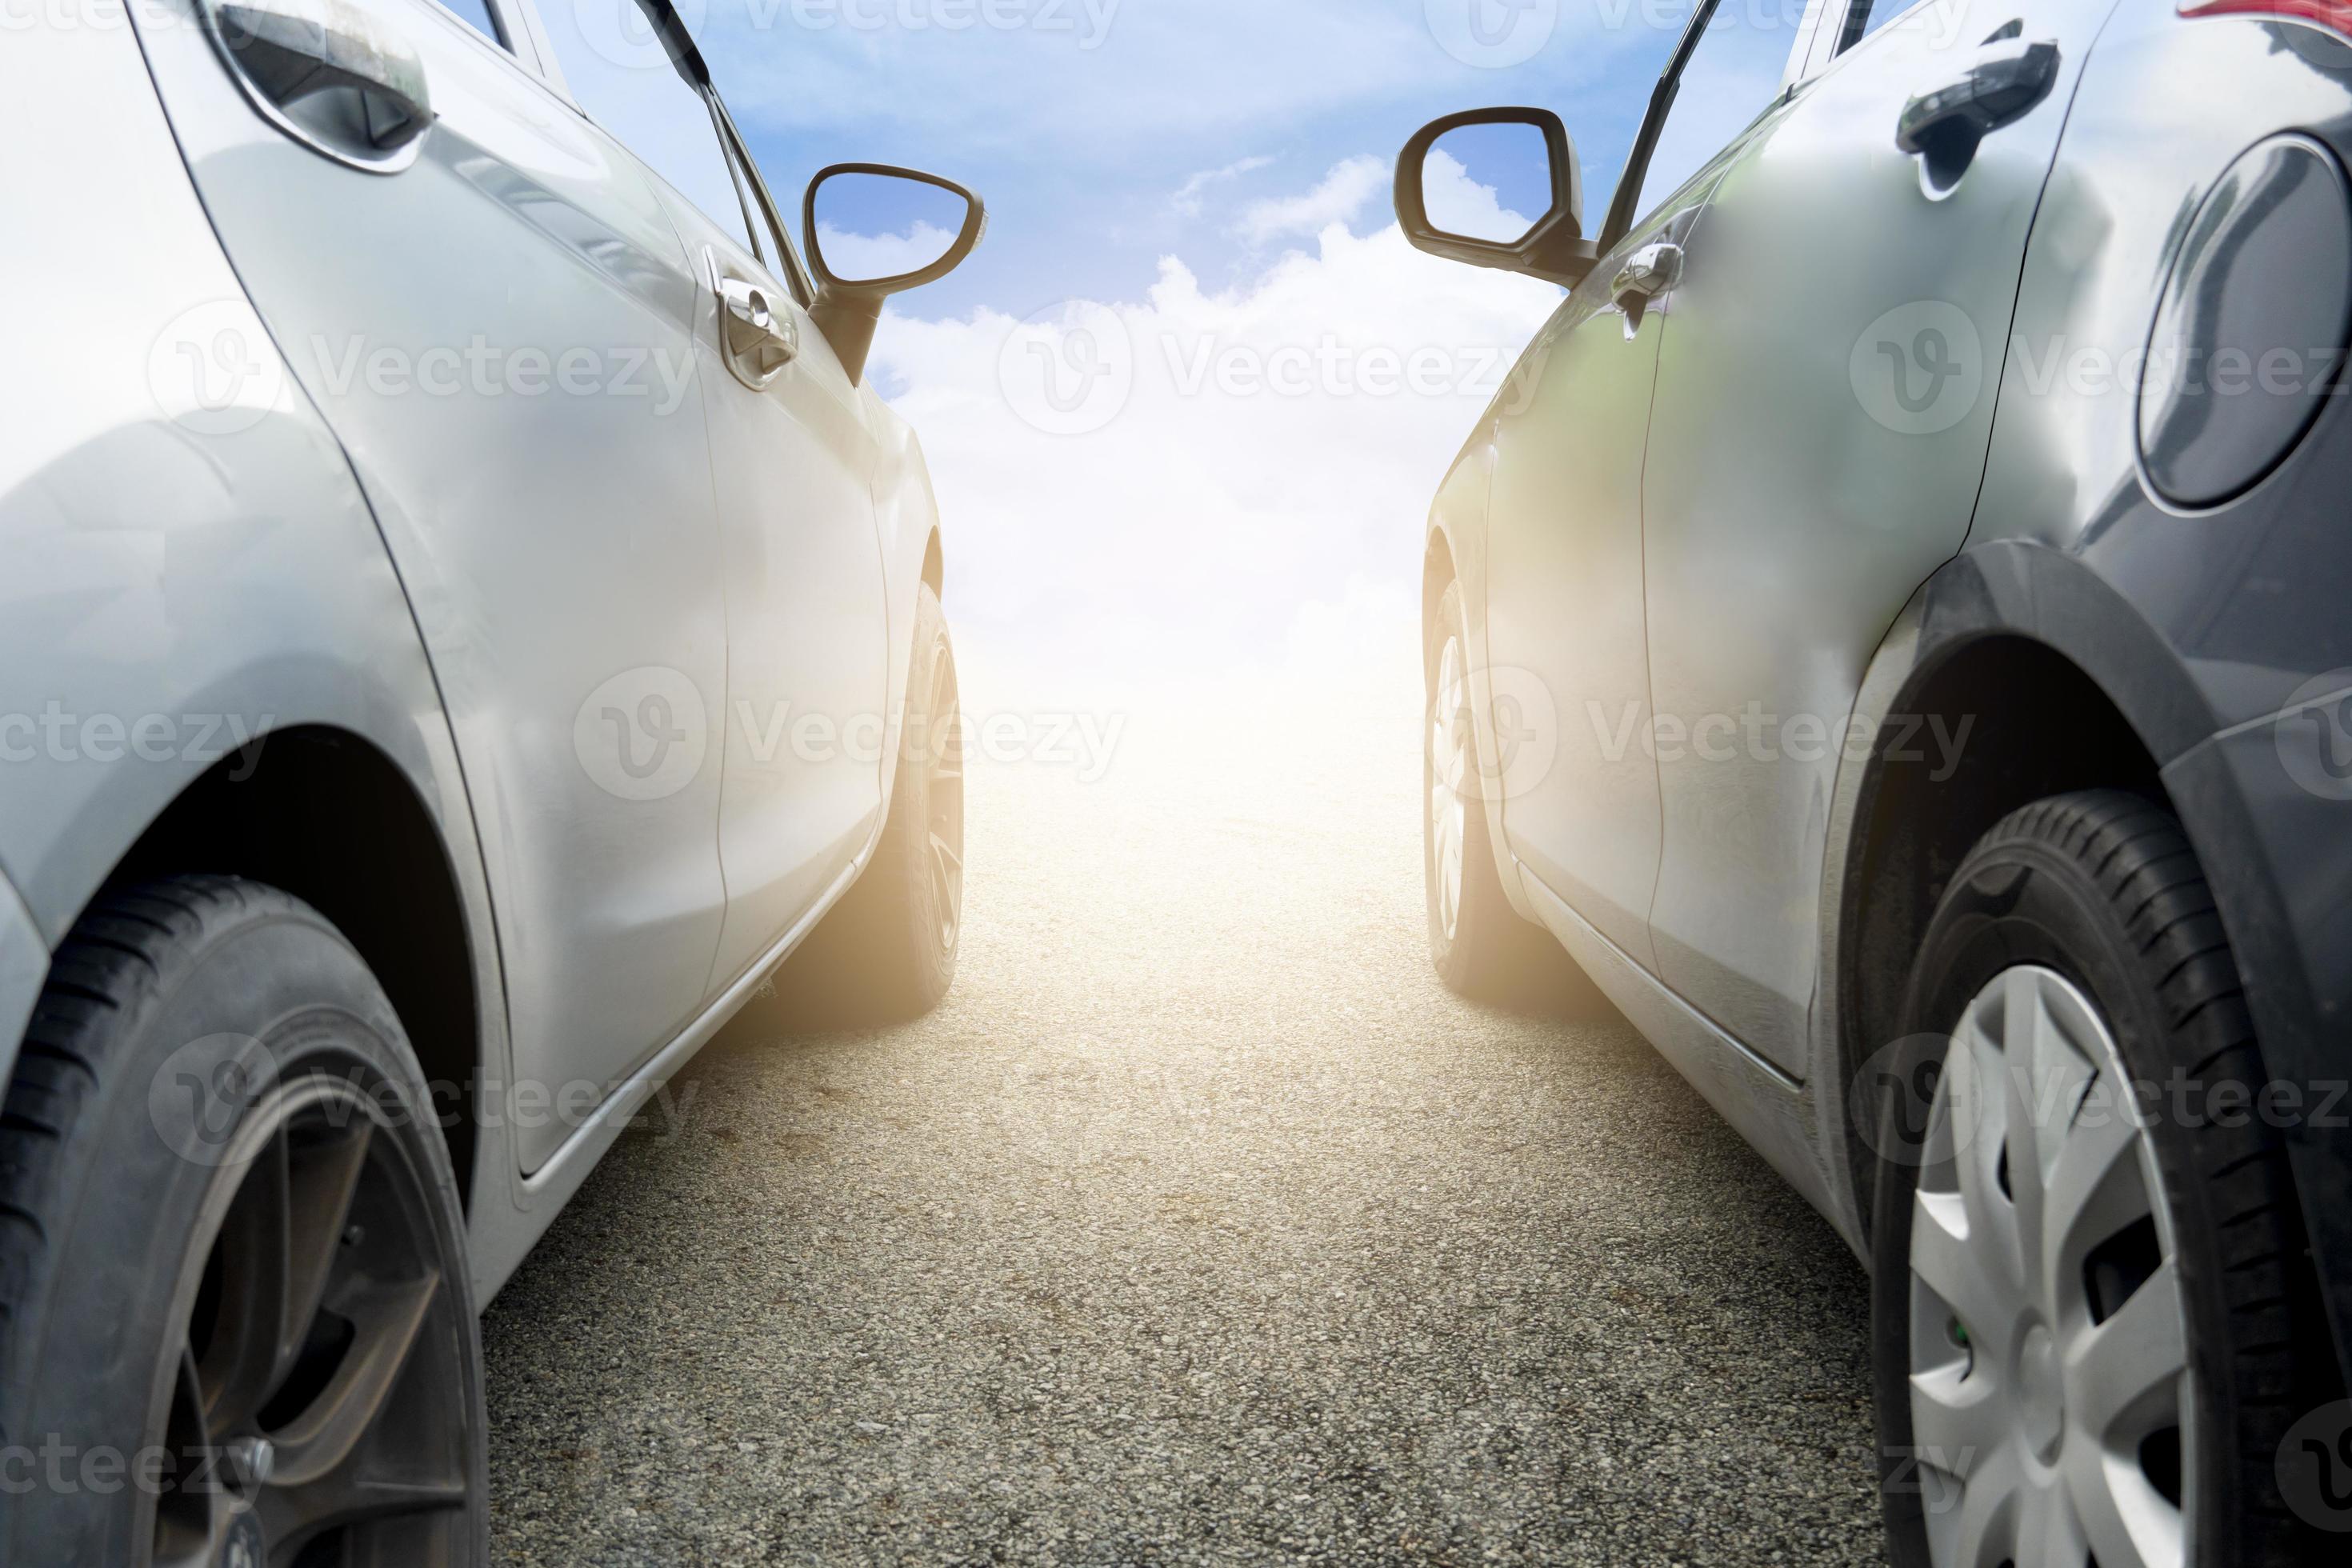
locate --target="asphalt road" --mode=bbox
[481,682,1884,1565]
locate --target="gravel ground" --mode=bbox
[482,684,1884,1566]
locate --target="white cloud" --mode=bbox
[1421,150,1538,243]
[1172,155,1275,218]
[814,220,962,282]
[866,154,1563,693]
[1234,156,1390,248]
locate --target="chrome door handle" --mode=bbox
[1611,242,1685,302]
[718,273,799,390]
[1896,36,2060,161]
[200,0,434,171]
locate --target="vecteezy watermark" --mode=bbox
[1431,663,1561,804]
[1160,333,1536,406]
[0,706,272,776]
[1854,304,2352,436]
[568,0,1118,70]
[574,666,713,803]
[1848,1030,2352,1169]
[1882,1442,1974,1516]
[146,1032,705,1170]
[1585,702,1975,779]
[148,300,292,438]
[1426,0,1558,69]
[2280,1401,2352,1533]
[998,301,1136,437]
[2276,671,2352,802]
[1851,302,1986,437]
[302,335,699,416]
[572,666,1130,802]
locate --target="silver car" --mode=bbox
[1402,2,2352,1565]
[0,0,977,1558]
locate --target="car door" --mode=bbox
[130,0,733,1173]
[691,120,894,998]
[1486,6,1804,967]
[524,6,889,1001]
[524,6,893,998]
[1637,0,2122,1074]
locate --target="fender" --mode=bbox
[0,24,508,1275]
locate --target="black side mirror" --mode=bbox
[803,163,987,385]
[1394,108,1594,289]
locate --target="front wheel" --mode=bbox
[1425,578,1601,1013]
[774,582,963,1026]
[0,876,486,1568]
[1871,793,2329,1568]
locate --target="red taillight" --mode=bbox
[2178,0,2352,37]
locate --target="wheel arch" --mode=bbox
[72,727,486,1210]
[1830,541,2231,1245]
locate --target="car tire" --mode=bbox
[0,875,486,1568]
[1425,578,1604,1014]
[1870,791,2328,1568]
[771,582,963,1026]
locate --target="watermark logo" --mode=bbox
[1848,1035,1987,1168]
[1851,302,1983,436]
[147,1034,278,1170]
[1427,0,1558,69]
[574,666,710,802]
[570,0,706,70]
[1433,663,1560,804]
[2275,670,2352,803]
[2279,1401,2352,1532]
[147,300,289,437]
[999,301,1134,436]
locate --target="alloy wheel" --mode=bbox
[147,1072,475,1567]
[1909,966,2192,1568]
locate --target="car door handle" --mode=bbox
[200,0,434,170]
[1896,36,2061,163]
[716,272,799,391]
[1611,242,1685,302]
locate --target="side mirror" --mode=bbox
[803,163,986,385]
[1395,109,1594,289]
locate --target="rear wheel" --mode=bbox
[0,876,485,1568]
[1872,792,2327,1568]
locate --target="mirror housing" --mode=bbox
[1395,108,1595,289]
[803,162,986,385]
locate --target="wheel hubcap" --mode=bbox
[1908,967,2192,1568]
[1428,633,1470,943]
[148,1072,474,1567]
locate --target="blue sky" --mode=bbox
[696,0,1744,318]
[666,0,1809,684]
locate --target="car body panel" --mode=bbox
[1636,0,2119,1078]
[1965,0,2352,1370]
[666,192,894,1002]
[1974,3,2352,726]
[3,6,954,1308]
[1483,208,1697,970]
[130,0,742,1174]
[0,873,45,1100]
[0,20,524,1295]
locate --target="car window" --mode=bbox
[433,0,505,46]
[537,0,758,255]
[1846,0,1922,47]
[1630,4,1802,226]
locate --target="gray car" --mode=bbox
[1401,1,2352,1564]
[0,0,978,1559]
